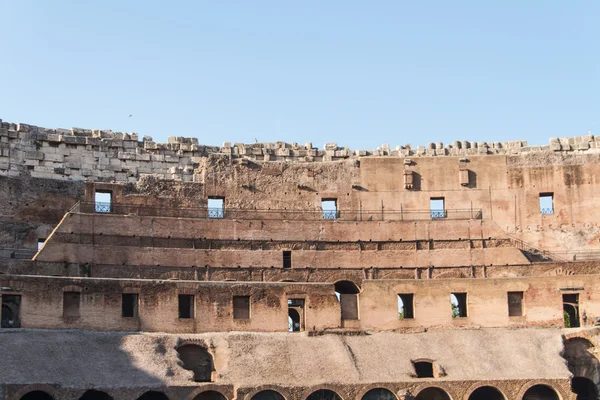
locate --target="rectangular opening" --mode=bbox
[233,296,250,319]
[507,291,523,317]
[563,293,580,328]
[178,294,194,319]
[451,292,467,318]
[208,197,225,219]
[283,250,292,269]
[122,293,139,318]
[63,291,81,318]
[288,298,305,332]
[1,294,21,328]
[340,294,359,320]
[540,193,554,214]
[398,293,414,319]
[95,190,112,213]
[321,198,338,219]
[430,197,445,219]
[37,239,46,251]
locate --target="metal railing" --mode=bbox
[541,208,554,215]
[73,201,482,222]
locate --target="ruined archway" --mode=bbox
[79,390,114,400]
[415,387,451,400]
[137,391,170,400]
[334,281,360,321]
[193,391,227,400]
[361,388,397,400]
[20,392,55,400]
[468,386,504,400]
[306,389,342,400]
[251,390,286,400]
[571,377,598,400]
[522,385,559,400]
[564,338,600,382]
[177,344,214,382]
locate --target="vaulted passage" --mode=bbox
[177,344,214,382]
[306,390,342,400]
[20,392,55,400]
[468,386,504,400]
[415,388,451,400]
[251,390,286,400]
[362,388,397,400]
[522,385,559,400]
[571,377,598,400]
[137,391,170,400]
[79,390,113,400]
[193,391,227,400]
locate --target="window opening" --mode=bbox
[430,197,445,219]
[540,193,554,214]
[306,390,342,400]
[1,294,21,328]
[571,377,598,400]
[467,387,504,400]
[415,388,451,400]
[361,389,397,400]
[122,293,139,318]
[251,391,285,400]
[177,344,214,382]
[283,250,292,269]
[178,294,194,319]
[63,291,81,318]
[136,392,169,400]
[522,385,559,400]
[208,197,224,219]
[288,298,304,332]
[335,281,359,320]
[79,390,114,400]
[233,296,250,319]
[192,392,227,400]
[20,392,55,400]
[37,239,46,251]
[508,291,523,317]
[451,293,467,318]
[413,361,434,378]
[321,198,338,219]
[398,293,414,319]
[95,190,112,213]
[563,293,580,328]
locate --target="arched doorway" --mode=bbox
[362,388,397,400]
[468,386,504,400]
[289,308,301,332]
[177,344,214,382]
[193,391,227,400]
[20,391,54,400]
[572,377,598,400]
[251,390,286,400]
[306,389,342,400]
[415,387,451,400]
[79,390,114,400]
[522,385,559,400]
[137,391,170,400]
[334,281,360,322]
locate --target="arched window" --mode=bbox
[20,391,55,400]
[415,387,451,400]
[522,385,559,400]
[571,377,598,400]
[79,390,114,400]
[306,389,342,400]
[193,391,227,400]
[468,386,504,400]
[361,388,397,400]
[137,391,170,400]
[334,281,360,321]
[177,344,214,382]
[251,390,286,400]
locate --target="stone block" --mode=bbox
[25,151,44,161]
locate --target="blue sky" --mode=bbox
[1,1,598,149]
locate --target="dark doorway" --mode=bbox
[21,392,55,400]
[193,391,227,400]
[415,388,451,400]
[563,293,580,327]
[468,386,504,400]
[79,390,114,400]
[306,390,342,400]
[1,294,21,328]
[251,390,286,400]
[335,281,360,321]
[361,388,397,400]
[137,392,169,400]
[522,385,559,400]
[571,377,598,400]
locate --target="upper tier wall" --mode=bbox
[1,118,598,182]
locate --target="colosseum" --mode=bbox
[1,119,599,400]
